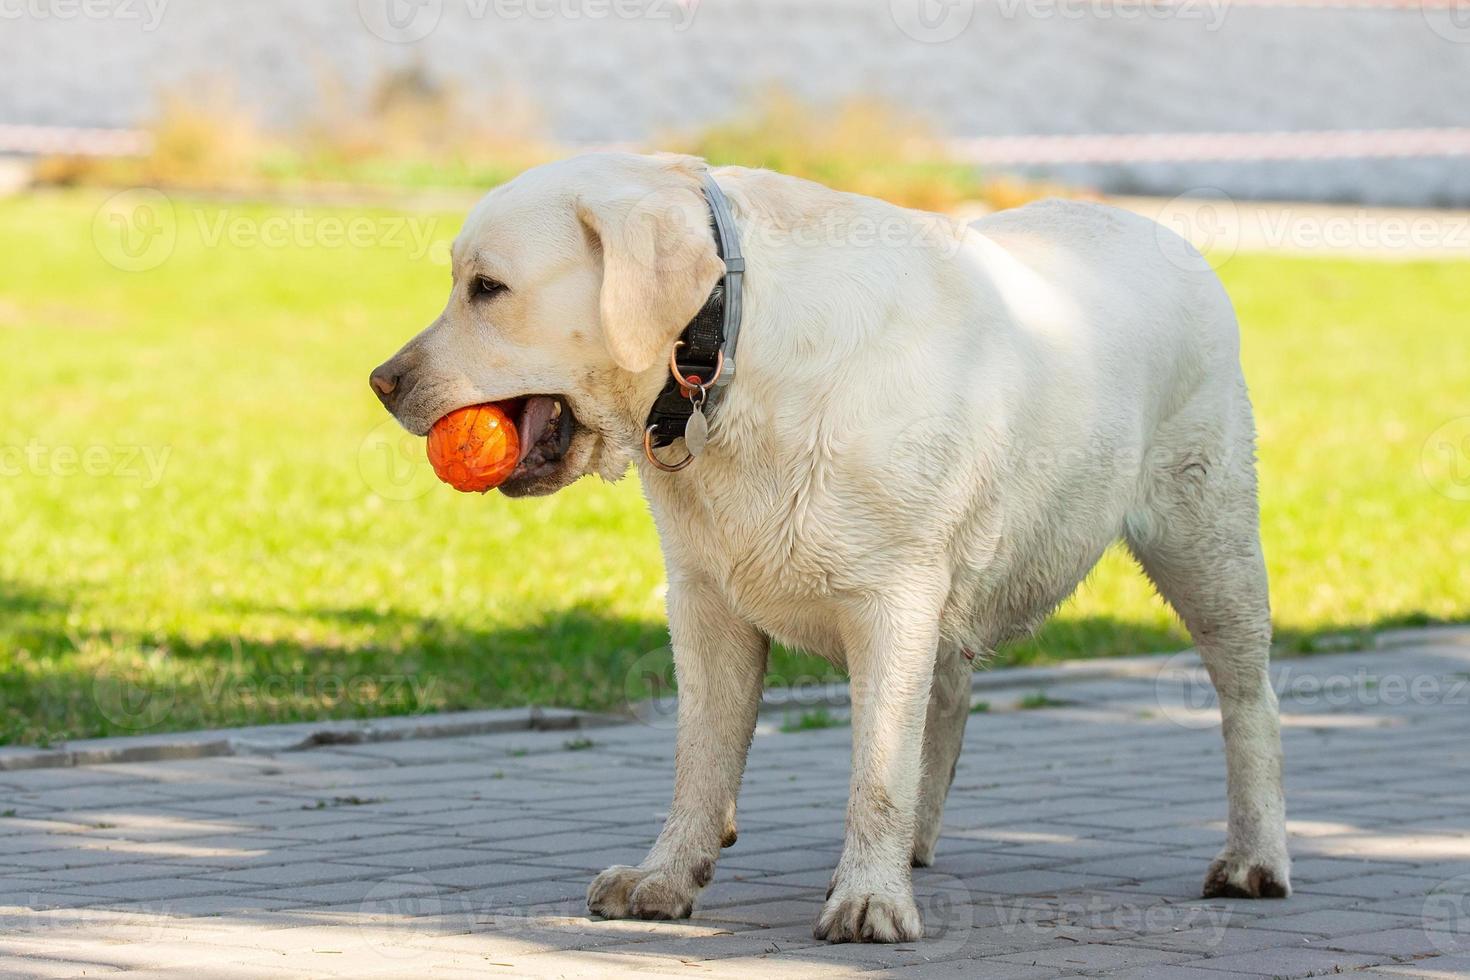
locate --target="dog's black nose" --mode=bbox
[369,365,400,411]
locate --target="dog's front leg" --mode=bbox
[815,590,942,943]
[587,578,767,921]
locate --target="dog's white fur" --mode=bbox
[373,153,1290,943]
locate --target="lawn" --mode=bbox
[1,189,1467,746]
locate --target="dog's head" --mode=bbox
[370,153,726,496]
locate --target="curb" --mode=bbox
[750,625,1468,718]
[4,626,1465,772]
[0,706,623,773]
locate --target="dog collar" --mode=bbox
[642,172,745,472]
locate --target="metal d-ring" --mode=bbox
[669,342,724,394]
[643,425,694,473]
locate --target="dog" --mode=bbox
[370,152,1290,943]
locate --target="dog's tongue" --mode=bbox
[515,396,557,466]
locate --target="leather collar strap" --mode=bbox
[644,172,745,449]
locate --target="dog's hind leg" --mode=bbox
[1127,391,1290,899]
[912,646,972,868]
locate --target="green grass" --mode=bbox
[780,709,845,733]
[254,151,532,194]
[1,189,1468,746]
[1017,692,1071,711]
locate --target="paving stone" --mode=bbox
[3,848,170,871]
[46,877,242,902]
[197,860,387,887]
[870,962,1061,978]
[1325,926,1454,957]
[0,880,115,907]
[963,869,1129,896]
[927,850,1056,878]
[1184,945,1385,976]
[333,845,538,871]
[470,830,652,855]
[988,942,1196,972]
[1262,907,1422,936]
[998,839,1162,862]
[446,877,596,913]
[101,893,301,917]
[750,939,978,971]
[0,954,128,977]
[1289,856,1414,884]
[1309,873,1455,900]
[744,868,838,891]
[250,877,441,906]
[694,898,824,928]
[598,927,825,960]
[1120,925,1320,956]
[42,861,221,885]
[1068,853,1207,881]
[1,632,1466,977]
[1370,954,1470,977]
[399,861,593,891]
[1091,967,1248,980]
[8,786,171,810]
[697,879,822,908]
[1371,893,1467,919]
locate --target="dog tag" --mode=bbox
[685,406,709,457]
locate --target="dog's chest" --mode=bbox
[647,468,860,658]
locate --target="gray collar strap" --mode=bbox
[641,171,745,469]
[702,171,744,387]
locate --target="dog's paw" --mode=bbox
[814,879,923,943]
[1202,852,1291,899]
[587,862,710,921]
[720,802,738,848]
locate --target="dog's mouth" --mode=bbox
[502,395,577,487]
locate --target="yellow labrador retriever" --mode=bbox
[370,152,1289,943]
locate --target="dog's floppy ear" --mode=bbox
[577,179,726,374]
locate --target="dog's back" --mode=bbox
[831,197,1253,648]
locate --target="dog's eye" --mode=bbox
[472,276,507,300]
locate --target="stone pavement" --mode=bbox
[2,628,1468,979]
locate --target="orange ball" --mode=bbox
[426,402,521,493]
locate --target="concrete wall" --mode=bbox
[3,0,1468,204]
